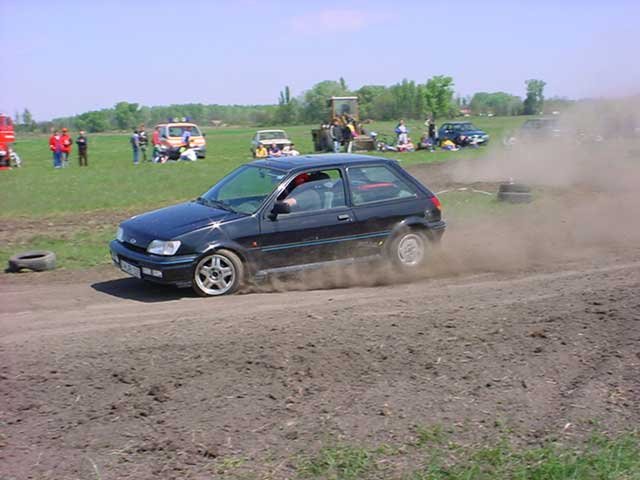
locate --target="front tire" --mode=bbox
[192,249,244,297]
[389,230,427,272]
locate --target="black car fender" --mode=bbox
[386,216,445,246]
[198,240,251,268]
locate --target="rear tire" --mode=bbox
[192,249,244,297]
[388,230,428,272]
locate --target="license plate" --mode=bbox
[120,259,141,279]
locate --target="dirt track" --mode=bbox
[2,157,640,479]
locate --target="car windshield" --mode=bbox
[455,123,476,131]
[198,165,286,215]
[258,131,288,141]
[168,125,202,137]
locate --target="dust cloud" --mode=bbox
[252,100,640,293]
[436,98,640,276]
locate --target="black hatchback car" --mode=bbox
[110,154,445,296]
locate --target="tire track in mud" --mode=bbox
[2,258,640,344]
[1,252,639,479]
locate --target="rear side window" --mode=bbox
[347,165,418,206]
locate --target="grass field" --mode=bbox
[293,430,640,480]
[0,116,526,269]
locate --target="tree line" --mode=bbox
[14,77,558,133]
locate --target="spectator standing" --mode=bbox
[329,118,342,153]
[152,126,161,161]
[181,127,192,148]
[395,119,409,145]
[76,131,88,166]
[138,125,149,162]
[342,120,354,153]
[60,128,73,167]
[130,129,140,165]
[49,130,63,168]
[427,118,436,143]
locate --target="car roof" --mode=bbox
[250,154,399,172]
[257,129,286,133]
[445,121,473,124]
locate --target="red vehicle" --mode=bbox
[0,114,17,169]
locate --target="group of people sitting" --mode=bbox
[255,143,300,158]
[375,119,479,153]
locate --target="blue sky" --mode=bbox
[1,0,638,120]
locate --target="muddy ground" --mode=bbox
[1,152,640,479]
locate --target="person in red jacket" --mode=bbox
[60,128,73,167]
[49,130,63,168]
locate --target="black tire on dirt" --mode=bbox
[192,249,244,297]
[388,229,428,272]
[497,191,533,203]
[498,183,531,193]
[8,250,57,272]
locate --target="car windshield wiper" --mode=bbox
[195,197,237,213]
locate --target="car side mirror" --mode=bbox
[269,201,291,220]
[161,134,167,139]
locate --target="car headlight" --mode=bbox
[0,150,6,156]
[147,240,181,256]
[116,227,124,242]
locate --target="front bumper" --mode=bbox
[109,240,197,285]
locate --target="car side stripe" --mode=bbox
[260,231,390,253]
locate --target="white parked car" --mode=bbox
[251,130,292,156]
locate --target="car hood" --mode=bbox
[121,201,242,245]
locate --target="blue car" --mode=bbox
[110,154,445,297]
[438,122,490,145]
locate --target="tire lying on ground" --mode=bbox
[497,183,533,203]
[7,251,57,272]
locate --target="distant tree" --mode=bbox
[14,111,21,125]
[75,110,110,132]
[390,79,419,119]
[274,86,299,124]
[368,89,396,120]
[470,92,522,116]
[20,108,37,132]
[113,101,142,130]
[423,75,456,119]
[523,79,546,115]
[357,85,388,119]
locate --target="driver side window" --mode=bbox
[278,169,346,214]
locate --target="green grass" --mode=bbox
[293,431,640,480]
[0,116,528,269]
[1,116,524,217]
[0,227,114,271]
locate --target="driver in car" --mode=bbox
[280,172,329,211]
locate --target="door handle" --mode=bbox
[337,214,351,221]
